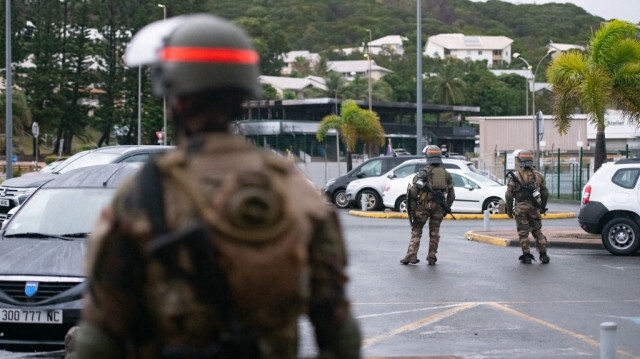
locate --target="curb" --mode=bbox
[465,230,604,249]
[348,211,576,220]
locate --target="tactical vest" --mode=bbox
[139,147,320,351]
[513,169,542,202]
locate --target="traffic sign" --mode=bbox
[156,131,164,140]
[11,155,17,164]
[31,122,39,137]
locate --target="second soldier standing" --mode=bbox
[400,145,455,266]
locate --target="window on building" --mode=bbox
[478,50,483,55]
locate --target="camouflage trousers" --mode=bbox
[405,202,444,260]
[514,207,548,254]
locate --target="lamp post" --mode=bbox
[5,0,13,179]
[416,0,422,153]
[513,49,556,168]
[512,52,531,116]
[366,29,372,111]
[158,3,167,145]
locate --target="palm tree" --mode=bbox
[547,20,640,171]
[429,59,467,105]
[316,99,386,171]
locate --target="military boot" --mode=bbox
[518,253,535,264]
[427,254,437,266]
[539,252,550,264]
[400,254,420,265]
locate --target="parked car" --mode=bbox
[0,163,142,351]
[0,145,172,223]
[345,158,480,210]
[323,155,423,208]
[382,169,506,214]
[578,159,640,255]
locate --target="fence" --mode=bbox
[474,147,639,201]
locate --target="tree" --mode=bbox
[316,99,385,171]
[0,90,32,153]
[547,20,640,171]
[427,59,466,105]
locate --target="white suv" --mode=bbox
[578,159,640,255]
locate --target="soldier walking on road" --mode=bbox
[505,149,551,264]
[73,14,361,359]
[400,145,455,266]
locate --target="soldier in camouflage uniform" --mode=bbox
[74,14,361,359]
[505,149,551,264]
[400,145,455,266]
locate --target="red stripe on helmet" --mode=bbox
[161,47,259,64]
[519,154,533,158]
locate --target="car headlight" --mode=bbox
[17,187,37,204]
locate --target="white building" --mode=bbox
[587,110,640,152]
[327,60,393,80]
[424,33,513,68]
[338,35,408,56]
[258,75,327,98]
[280,50,321,75]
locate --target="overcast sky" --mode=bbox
[470,0,640,24]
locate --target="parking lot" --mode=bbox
[296,203,640,358]
[2,201,638,358]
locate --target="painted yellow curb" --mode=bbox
[348,211,575,220]
[465,231,510,246]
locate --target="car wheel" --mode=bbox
[396,195,408,213]
[357,189,380,211]
[483,197,502,214]
[333,189,350,209]
[601,218,640,255]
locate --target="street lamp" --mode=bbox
[512,52,531,115]
[512,49,556,168]
[158,3,167,145]
[5,0,13,179]
[365,29,372,111]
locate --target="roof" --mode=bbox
[90,145,173,155]
[43,163,142,189]
[370,35,408,47]
[490,69,533,80]
[258,75,328,92]
[327,60,393,74]
[549,43,585,53]
[427,33,513,50]
[281,50,320,64]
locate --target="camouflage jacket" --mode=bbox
[79,133,361,359]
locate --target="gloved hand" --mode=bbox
[506,209,513,218]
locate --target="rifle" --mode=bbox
[414,170,456,220]
[406,183,416,225]
[506,170,547,215]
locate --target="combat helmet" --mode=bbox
[124,13,261,99]
[423,145,443,164]
[516,149,535,168]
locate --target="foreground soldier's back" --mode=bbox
[74,13,361,359]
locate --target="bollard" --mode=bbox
[360,194,367,211]
[600,322,617,359]
[483,209,490,230]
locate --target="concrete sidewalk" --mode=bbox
[465,227,603,249]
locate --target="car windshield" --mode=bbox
[4,188,115,238]
[54,152,123,174]
[462,172,503,186]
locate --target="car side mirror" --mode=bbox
[387,173,395,179]
[357,173,365,178]
[464,184,473,191]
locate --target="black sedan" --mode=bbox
[0,162,142,352]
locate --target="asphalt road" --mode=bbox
[3,202,638,358]
[297,202,640,358]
